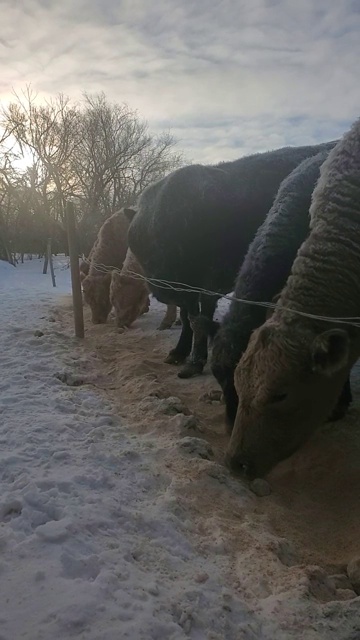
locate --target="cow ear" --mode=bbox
[311,329,349,375]
[123,207,137,222]
[265,292,281,321]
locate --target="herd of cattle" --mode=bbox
[80,116,360,480]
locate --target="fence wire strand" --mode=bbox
[81,255,360,329]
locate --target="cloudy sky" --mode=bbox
[1,0,360,163]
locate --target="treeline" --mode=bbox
[0,87,185,263]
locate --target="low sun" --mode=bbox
[2,134,35,173]
[12,146,35,173]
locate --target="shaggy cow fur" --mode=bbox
[79,260,89,282]
[210,150,352,430]
[79,241,98,282]
[110,248,178,330]
[125,141,337,379]
[110,249,150,328]
[225,117,360,478]
[82,209,130,324]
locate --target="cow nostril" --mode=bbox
[240,462,250,475]
[224,452,251,476]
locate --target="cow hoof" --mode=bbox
[178,362,204,379]
[158,322,173,331]
[164,351,187,365]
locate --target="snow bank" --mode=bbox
[0,258,16,275]
[0,257,257,638]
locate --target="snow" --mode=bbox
[1,256,360,640]
[0,257,256,639]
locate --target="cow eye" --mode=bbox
[269,392,287,403]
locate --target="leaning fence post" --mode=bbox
[66,202,84,338]
[47,238,56,287]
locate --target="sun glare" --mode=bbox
[2,134,35,173]
[12,146,34,173]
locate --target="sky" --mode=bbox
[1,0,360,164]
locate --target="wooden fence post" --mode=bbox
[66,202,84,338]
[43,249,48,274]
[47,238,56,287]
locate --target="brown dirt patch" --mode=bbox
[55,295,360,612]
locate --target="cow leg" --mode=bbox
[211,332,239,434]
[328,376,352,422]
[178,294,218,378]
[158,304,177,330]
[223,378,239,434]
[164,305,195,364]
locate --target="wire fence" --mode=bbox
[81,255,360,329]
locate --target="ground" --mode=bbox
[1,256,360,640]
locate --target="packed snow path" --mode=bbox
[0,259,259,639]
[1,257,360,640]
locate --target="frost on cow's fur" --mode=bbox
[128,140,338,378]
[79,240,98,282]
[226,117,360,478]
[82,209,130,323]
[110,249,150,328]
[110,248,178,330]
[210,151,333,428]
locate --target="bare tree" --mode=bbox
[2,86,81,224]
[0,87,185,258]
[71,93,184,245]
[119,130,183,199]
[0,140,20,262]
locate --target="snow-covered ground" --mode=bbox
[0,258,256,639]
[1,257,360,640]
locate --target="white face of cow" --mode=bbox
[110,273,149,328]
[82,273,112,324]
[225,320,350,478]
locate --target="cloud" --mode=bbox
[1,0,359,163]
